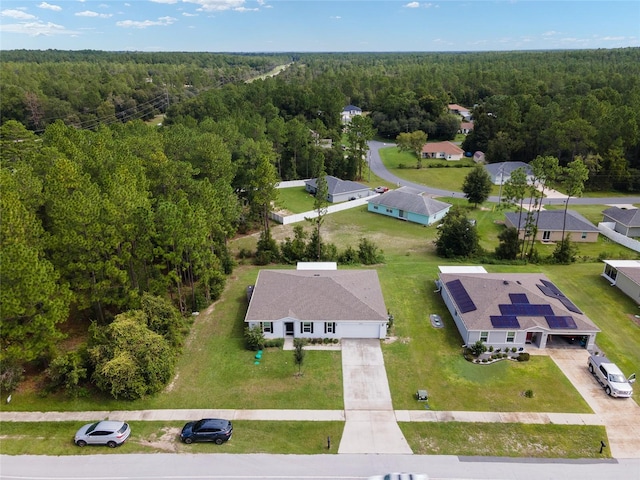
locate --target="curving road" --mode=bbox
[368,140,640,205]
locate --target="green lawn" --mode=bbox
[275,186,316,214]
[0,420,344,455]
[400,422,609,458]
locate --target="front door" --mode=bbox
[285,322,294,336]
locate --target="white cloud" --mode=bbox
[542,31,559,37]
[1,9,36,20]
[404,2,420,7]
[234,6,258,12]
[149,0,179,3]
[0,20,78,36]
[601,36,625,41]
[116,16,177,28]
[184,0,245,12]
[330,16,341,20]
[182,12,197,16]
[38,2,62,11]
[75,10,113,18]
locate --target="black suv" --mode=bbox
[180,418,233,444]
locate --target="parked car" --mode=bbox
[74,420,131,448]
[375,186,389,193]
[180,418,233,444]
[588,354,635,397]
[368,474,428,480]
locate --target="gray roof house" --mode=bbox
[245,269,389,339]
[341,105,362,124]
[602,260,640,305]
[437,270,600,350]
[504,210,599,243]
[602,207,640,237]
[367,186,451,226]
[484,162,534,185]
[305,175,370,203]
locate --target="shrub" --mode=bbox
[358,237,384,265]
[469,340,487,357]
[488,345,494,352]
[45,348,89,398]
[264,338,284,348]
[244,325,265,351]
[338,246,359,265]
[517,352,531,362]
[511,347,517,353]
[0,360,24,394]
[524,389,534,398]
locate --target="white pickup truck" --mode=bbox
[587,354,636,398]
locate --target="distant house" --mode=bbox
[341,105,362,124]
[601,260,640,304]
[310,130,332,149]
[305,175,370,203]
[367,186,451,226]
[245,267,389,340]
[437,268,599,350]
[459,121,474,134]
[448,103,472,121]
[602,207,640,237]
[504,210,599,243]
[484,162,534,185]
[421,141,464,161]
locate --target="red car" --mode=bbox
[374,186,389,193]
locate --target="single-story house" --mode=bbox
[421,141,464,161]
[367,186,451,226]
[601,259,640,304]
[437,268,599,350]
[448,103,472,121]
[305,175,370,203]
[504,210,599,243]
[602,207,640,237]
[459,121,474,134]
[484,161,534,185]
[245,267,389,339]
[341,105,362,124]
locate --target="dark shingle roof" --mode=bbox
[306,176,369,195]
[439,272,599,333]
[368,187,451,217]
[504,210,598,232]
[602,207,640,227]
[245,270,387,322]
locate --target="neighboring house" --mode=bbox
[437,268,600,350]
[504,210,599,243]
[459,121,474,134]
[421,141,464,160]
[245,267,389,340]
[305,175,371,203]
[484,161,534,185]
[310,130,332,149]
[341,105,362,124]
[602,207,640,237]
[448,103,472,121]
[601,260,640,304]
[367,186,451,226]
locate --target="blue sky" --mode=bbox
[1,1,638,52]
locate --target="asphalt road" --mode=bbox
[2,453,639,480]
[367,140,640,205]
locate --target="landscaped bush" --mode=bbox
[244,325,265,351]
[469,340,487,357]
[517,352,531,362]
[264,338,284,348]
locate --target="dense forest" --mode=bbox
[2,48,640,397]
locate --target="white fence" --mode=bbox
[276,180,308,188]
[598,222,640,253]
[270,196,378,225]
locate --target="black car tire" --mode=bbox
[214,438,224,445]
[184,437,194,444]
[107,441,117,448]
[605,386,612,396]
[589,364,594,374]
[76,440,87,447]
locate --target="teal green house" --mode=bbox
[367,186,451,226]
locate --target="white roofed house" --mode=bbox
[484,162,534,185]
[245,267,390,340]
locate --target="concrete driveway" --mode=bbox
[338,339,412,454]
[548,348,640,458]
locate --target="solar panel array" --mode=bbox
[446,279,477,313]
[536,280,583,314]
[499,303,554,316]
[509,293,529,304]
[545,315,578,329]
[490,315,521,328]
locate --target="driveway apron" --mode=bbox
[338,339,412,454]
[548,348,640,459]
